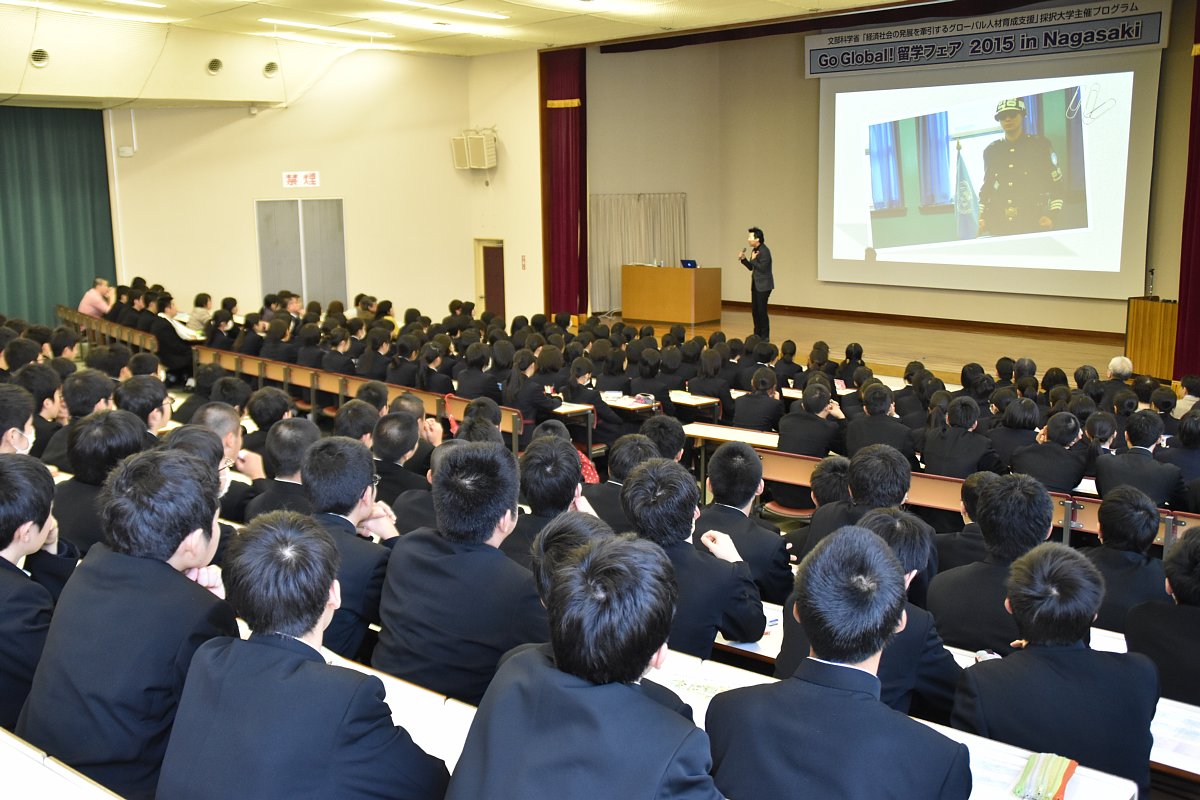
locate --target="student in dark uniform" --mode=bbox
[731,367,783,432]
[686,350,735,424]
[504,349,562,450]
[1126,533,1200,706]
[1083,486,1171,632]
[561,357,623,448]
[977,98,1063,237]
[203,309,236,351]
[629,349,675,418]
[1010,412,1088,495]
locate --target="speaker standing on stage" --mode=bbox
[739,227,774,341]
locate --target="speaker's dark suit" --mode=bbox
[986,426,1038,469]
[708,658,971,800]
[693,505,791,605]
[372,527,548,705]
[1126,601,1200,706]
[1096,447,1187,508]
[374,459,428,507]
[243,478,314,521]
[952,643,1158,798]
[446,644,722,800]
[157,634,450,800]
[53,477,105,554]
[454,369,502,403]
[659,540,765,659]
[935,522,987,572]
[1155,444,1200,483]
[312,513,392,660]
[1010,442,1088,494]
[927,557,1020,655]
[0,545,77,730]
[1082,545,1171,633]
[16,544,238,800]
[775,596,961,717]
[582,480,632,533]
[391,488,438,534]
[845,414,919,469]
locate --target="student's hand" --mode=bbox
[826,402,844,420]
[419,417,443,447]
[1009,638,1028,650]
[784,540,801,565]
[700,530,744,563]
[40,515,60,554]
[1034,427,1048,445]
[186,565,226,600]
[359,501,399,541]
[569,494,597,517]
[237,450,266,481]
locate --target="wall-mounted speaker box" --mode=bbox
[451,136,470,170]
[450,132,497,170]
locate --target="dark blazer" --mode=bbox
[1010,442,1088,494]
[157,634,450,800]
[455,368,502,403]
[1083,545,1171,632]
[313,513,391,660]
[415,366,454,395]
[508,380,562,449]
[1126,600,1200,706]
[562,384,624,447]
[581,480,632,533]
[775,598,962,717]
[734,362,774,392]
[372,527,548,705]
[0,545,78,729]
[16,544,238,800]
[446,644,721,800]
[235,330,264,356]
[242,428,268,456]
[845,413,919,468]
[218,476,266,524]
[935,522,988,572]
[391,489,438,534]
[1155,444,1200,483]
[777,410,842,458]
[952,643,1158,797]
[986,426,1038,468]
[927,557,1020,655]
[659,540,765,659]
[53,478,105,554]
[731,393,783,432]
[738,243,774,292]
[685,376,735,422]
[38,419,77,473]
[135,308,157,331]
[708,658,971,800]
[30,414,61,460]
[374,459,428,507]
[205,327,236,351]
[791,499,870,562]
[322,350,357,376]
[499,510,558,571]
[356,350,390,382]
[1095,447,1187,508]
[148,316,194,371]
[594,373,631,395]
[919,427,1005,478]
[244,479,314,521]
[173,392,209,425]
[296,344,325,368]
[693,505,791,605]
[116,304,141,328]
[260,339,298,364]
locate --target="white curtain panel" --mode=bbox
[587,192,687,313]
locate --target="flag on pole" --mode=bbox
[955,144,979,240]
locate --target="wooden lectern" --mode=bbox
[1126,296,1178,382]
[621,265,722,324]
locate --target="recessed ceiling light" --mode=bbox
[259,17,394,38]
[380,0,508,20]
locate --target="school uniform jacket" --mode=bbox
[693,504,792,605]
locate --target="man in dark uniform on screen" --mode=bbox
[978,98,1063,237]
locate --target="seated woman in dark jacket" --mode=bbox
[414,342,454,395]
[687,349,735,424]
[503,348,562,450]
[259,318,297,363]
[561,356,623,447]
[355,327,392,381]
[732,366,784,432]
[204,309,236,351]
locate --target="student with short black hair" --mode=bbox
[113,374,172,444]
[1,337,40,377]
[622,458,765,658]
[0,383,35,457]
[301,437,399,660]
[209,376,253,414]
[49,326,79,360]
[370,412,428,505]
[243,386,293,454]
[581,433,658,533]
[38,368,114,471]
[986,396,1039,468]
[54,410,147,554]
[694,442,791,604]
[11,363,62,459]
[1010,410,1088,494]
[928,473,1052,654]
[244,418,320,521]
[193,400,267,523]
[639,414,685,461]
[373,442,548,704]
[934,471,998,571]
[500,436,585,570]
[1156,408,1200,483]
[952,543,1158,797]
[17,449,238,799]
[334,398,381,447]
[448,535,722,800]
[1096,408,1187,507]
[845,383,919,469]
[1127,532,1200,705]
[0,454,78,729]
[710,527,971,799]
[158,511,450,800]
[1082,486,1171,632]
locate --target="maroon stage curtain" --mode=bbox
[540,49,589,316]
[1174,16,1200,378]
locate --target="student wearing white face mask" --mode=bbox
[0,384,36,455]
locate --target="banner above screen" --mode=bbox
[805,0,1171,78]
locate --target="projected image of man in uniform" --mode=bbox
[978,98,1063,237]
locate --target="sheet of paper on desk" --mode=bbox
[652,650,775,728]
[1151,698,1200,773]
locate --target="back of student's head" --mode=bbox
[334,399,378,441]
[431,442,518,544]
[621,458,698,546]
[12,363,59,418]
[1014,357,1038,380]
[856,508,932,575]
[1178,410,1200,449]
[389,392,425,419]
[795,526,905,663]
[1112,389,1138,418]
[101,449,219,561]
[961,471,999,521]
[1085,411,1117,447]
[1016,375,1040,400]
[1165,533,1200,606]
[1125,409,1164,448]
[301,436,374,515]
[520,436,582,516]
[708,441,761,508]
[225,511,340,638]
[946,396,979,430]
[606,434,658,483]
[996,356,1015,381]
[999,397,1037,432]
[373,412,419,464]
[128,353,161,377]
[162,425,225,476]
[810,455,850,506]
[548,535,677,685]
[974,473,1051,561]
[1066,394,1097,426]
[1007,543,1104,646]
[638,348,661,380]
[1044,412,1082,447]
[4,338,40,373]
[530,511,615,602]
[862,384,893,417]
[0,454,54,547]
[113,375,167,425]
[1151,387,1176,416]
[801,383,831,415]
[192,401,241,444]
[265,418,320,479]
[1073,364,1099,389]
[210,376,252,412]
[246,387,292,431]
[68,409,147,485]
[1098,485,1160,555]
[62,368,113,420]
[848,445,909,508]
[192,364,228,399]
[639,415,684,460]
[750,367,776,395]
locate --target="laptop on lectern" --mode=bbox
[680,259,698,269]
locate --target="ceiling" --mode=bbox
[0,0,951,57]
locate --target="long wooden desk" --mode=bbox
[621,265,721,325]
[1,728,122,798]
